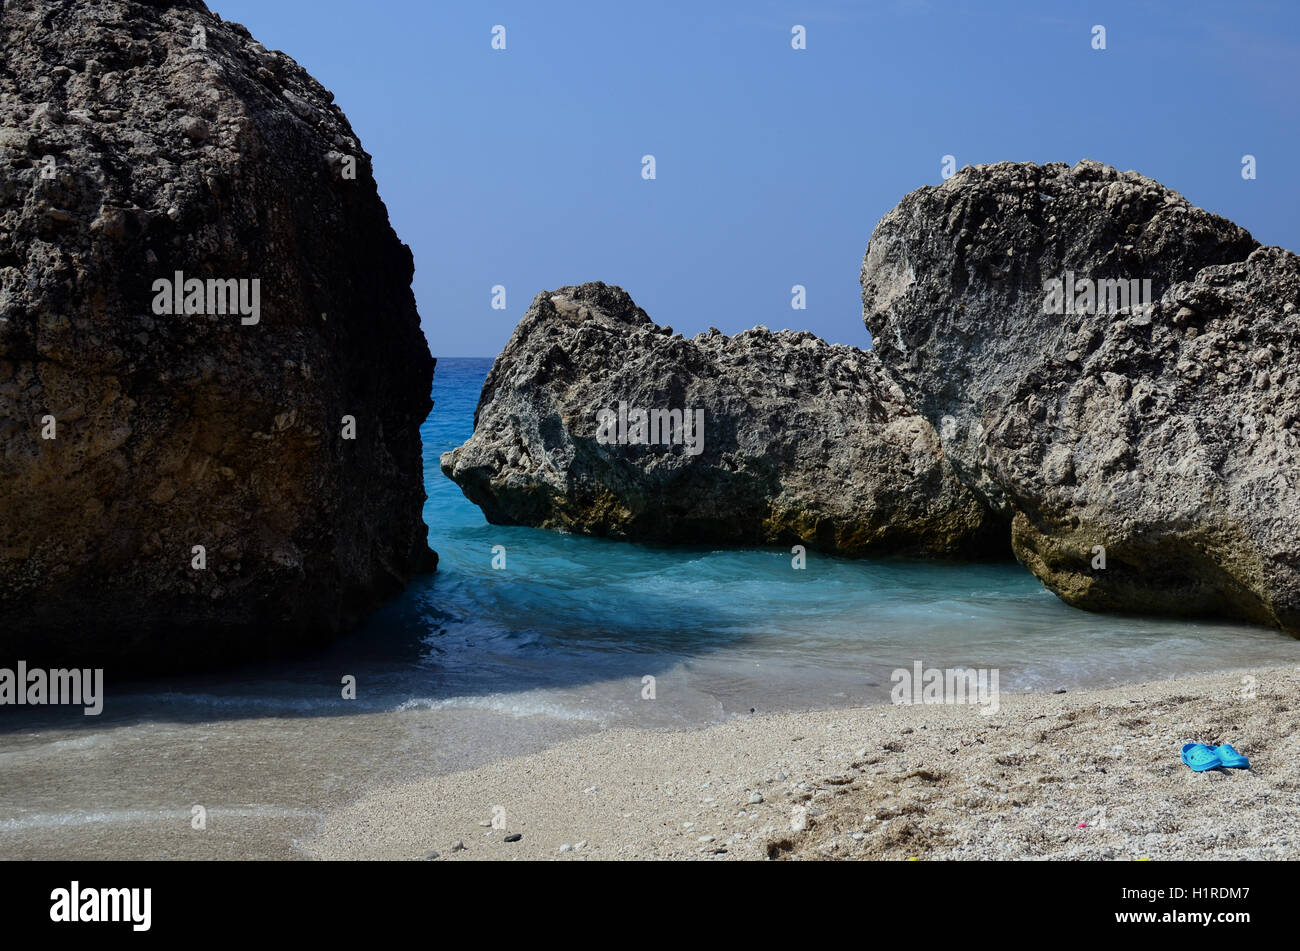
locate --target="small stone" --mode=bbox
[32,102,64,125]
[423,850,440,860]
[282,88,315,118]
[560,844,572,852]
[0,129,32,150]
[574,840,587,850]
[504,833,522,842]
[179,115,209,141]
[748,792,764,804]
[698,834,715,843]
[451,840,466,852]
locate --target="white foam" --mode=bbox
[394,692,608,724]
[0,806,320,832]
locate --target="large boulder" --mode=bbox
[862,160,1300,634]
[442,282,1005,558]
[0,0,435,672]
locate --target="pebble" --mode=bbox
[504,833,522,842]
[698,834,715,843]
[583,785,599,793]
[748,792,764,804]
[575,840,587,850]
[560,844,573,852]
[451,840,466,852]
[178,115,209,142]
[423,850,440,860]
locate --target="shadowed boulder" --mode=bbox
[0,0,435,672]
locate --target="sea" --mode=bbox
[2,357,1297,858]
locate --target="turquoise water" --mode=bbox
[2,357,1299,858]
[6,356,1299,728]
[410,358,1299,724]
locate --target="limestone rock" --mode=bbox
[442,283,1004,558]
[0,0,435,671]
[862,160,1300,634]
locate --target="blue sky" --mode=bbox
[212,0,1300,356]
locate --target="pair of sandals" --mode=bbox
[1180,742,1250,772]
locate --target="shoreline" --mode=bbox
[307,665,1300,861]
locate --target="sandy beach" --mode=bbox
[307,666,1300,861]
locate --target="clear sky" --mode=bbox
[211,0,1300,357]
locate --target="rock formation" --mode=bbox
[0,0,435,671]
[442,282,1004,558]
[862,160,1300,634]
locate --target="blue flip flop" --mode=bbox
[1181,742,1222,772]
[1214,744,1250,769]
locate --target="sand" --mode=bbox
[306,665,1300,861]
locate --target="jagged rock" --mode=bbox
[0,0,435,671]
[442,283,1004,558]
[862,160,1300,634]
